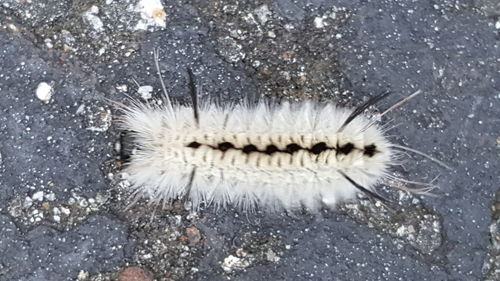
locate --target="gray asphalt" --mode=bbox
[0,1,498,280]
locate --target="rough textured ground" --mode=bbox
[0,0,499,281]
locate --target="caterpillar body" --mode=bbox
[118,55,442,212]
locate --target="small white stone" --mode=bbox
[265,249,280,262]
[36,82,54,103]
[221,255,242,272]
[44,38,53,49]
[407,225,415,233]
[267,30,276,38]
[89,5,99,14]
[254,5,271,24]
[137,85,153,100]
[32,191,44,201]
[7,23,18,32]
[23,197,33,208]
[116,84,128,92]
[314,17,325,28]
[173,215,182,225]
[83,5,104,33]
[184,201,193,210]
[79,198,89,208]
[496,21,500,29]
[45,192,56,201]
[77,270,89,281]
[134,0,167,30]
[223,253,253,272]
[60,206,71,215]
[396,225,407,235]
[76,104,86,115]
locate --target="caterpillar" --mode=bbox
[117,50,447,212]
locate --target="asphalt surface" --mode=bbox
[0,1,498,281]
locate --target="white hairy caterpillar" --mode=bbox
[117,51,448,212]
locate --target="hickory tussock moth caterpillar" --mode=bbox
[117,50,448,212]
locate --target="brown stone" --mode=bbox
[118,266,154,281]
[186,226,202,245]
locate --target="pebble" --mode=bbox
[32,191,44,201]
[35,82,53,103]
[118,266,154,281]
[185,226,202,245]
[83,6,104,33]
[134,0,167,30]
[137,85,153,100]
